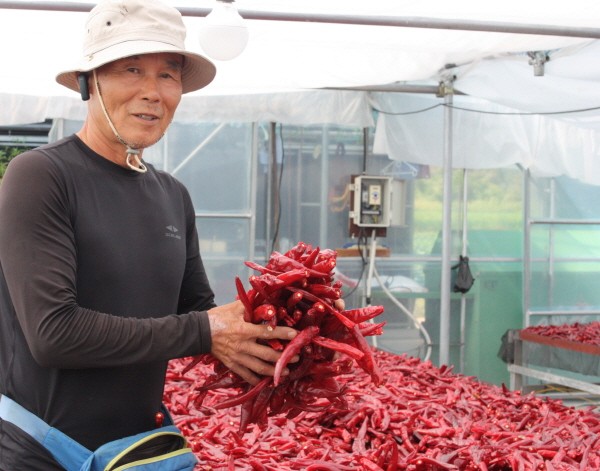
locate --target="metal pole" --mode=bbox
[248,123,258,265]
[171,123,226,175]
[319,125,329,248]
[2,1,600,39]
[459,169,468,373]
[268,122,279,255]
[523,170,531,328]
[439,82,454,366]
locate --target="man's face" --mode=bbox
[92,53,183,150]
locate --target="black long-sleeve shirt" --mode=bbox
[0,135,215,469]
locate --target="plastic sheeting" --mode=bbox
[0,89,374,128]
[1,0,600,183]
[371,38,600,185]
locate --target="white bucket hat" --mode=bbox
[56,0,216,94]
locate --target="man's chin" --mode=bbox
[127,135,164,150]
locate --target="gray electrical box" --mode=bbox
[349,175,393,228]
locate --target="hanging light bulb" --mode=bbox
[198,0,249,61]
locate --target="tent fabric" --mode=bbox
[372,93,600,185]
[371,38,600,184]
[0,90,374,128]
[1,0,600,183]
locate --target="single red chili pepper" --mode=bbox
[181,353,213,375]
[198,371,244,391]
[235,276,254,322]
[385,435,399,471]
[302,306,325,328]
[286,290,303,309]
[267,384,287,416]
[214,376,271,410]
[307,283,341,300]
[249,384,273,430]
[409,456,461,469]
[317,248,337,261]
[248,275,271,304]
[244,260,281,275]
[308,358,353,377]
[302,246,321,268]
[360,321,387,337]
[351,324,384,386]
[304,462,355,471]
[154,411,164,428]
[238,395,255,436]
[273,325,319,386]
[297,376,344,400]
[286,286,355,329]
[276,268,309,286]
[267,252,326,278]
[312,257,337,274]
[358,457,385,471]
[262,338,284,351]
[277,306,296,327]
[253,303,276,323]
[341,305,385,323]
[284,241,309,260]
[249,274,282,294]
[312,335,365,360]
[266,251,306,272]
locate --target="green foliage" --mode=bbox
[0,147,24,179]
[412,166,523,255]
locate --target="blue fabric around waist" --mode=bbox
[0,394,91,471]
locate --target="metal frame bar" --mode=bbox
[2,1,600,39]
[439,87,453,366]
[508,364,600,396]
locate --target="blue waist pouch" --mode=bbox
[0,394,198,471]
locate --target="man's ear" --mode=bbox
[78,73,90,101]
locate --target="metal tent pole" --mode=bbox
[439,82,454,367]
[1,2,600,39]
[459,169,469,373]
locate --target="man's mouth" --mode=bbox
[135,114,159,121]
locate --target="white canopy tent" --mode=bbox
[1,0,600,180]
[2,0,600,365]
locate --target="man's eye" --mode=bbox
[126,67,141,74]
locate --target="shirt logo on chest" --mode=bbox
[165,225,182,240]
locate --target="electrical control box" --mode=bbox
[349,175,393,228]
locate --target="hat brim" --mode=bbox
[56,40,216,94]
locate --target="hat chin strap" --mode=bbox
[93,70,147,174]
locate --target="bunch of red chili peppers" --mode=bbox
[183,241,385,433]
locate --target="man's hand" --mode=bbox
[207,301,298,385]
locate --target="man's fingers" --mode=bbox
[254,324,297,340]
[230,351,284,384]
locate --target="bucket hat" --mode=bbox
[56,0,216,94]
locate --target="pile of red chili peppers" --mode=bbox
[165,349,600,470]
[162,243,600,470]
[521,321,600,347]
[180,242,386,433]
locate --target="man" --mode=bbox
[0,0,297,469]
